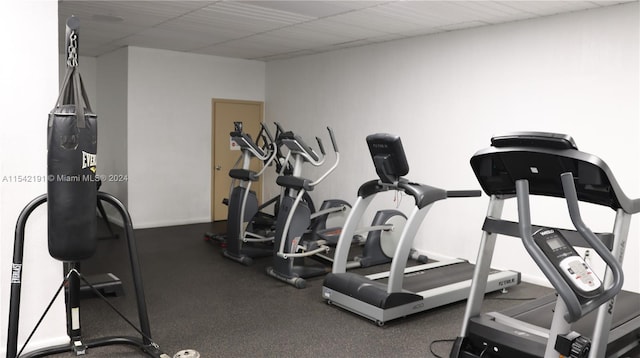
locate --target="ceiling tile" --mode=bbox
[311,38,374,53]
[589,0,634,4]
[154,16,248,43]
[501,1,600,16]
[59,1,212,27]
[437,20,491,31]
[194,33,304,59]
[255,49,318,61]
[113,27,221,52]
[296,18,393,39]
[255,27,349,48]
[243,1,383,18]
[193,43,276,59]
[329,7,433,34]
[58,0,637,61]
[448,1,537,23]
[203,1,315,25]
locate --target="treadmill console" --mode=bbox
[490,131,577,150]
[533,228,603,298]
[366,133,409,184]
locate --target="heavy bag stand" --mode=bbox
[6,16,169,358]
[6,192,169,358]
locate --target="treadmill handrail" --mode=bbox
[560,172,624,315]
[516,177,624,324]
[516,179,583,320]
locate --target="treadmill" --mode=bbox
[450,132,640,358]
[322,133,521,326]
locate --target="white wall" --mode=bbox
[127,47,265,227]
[265,3,639,291]
[96,48,129,207]
[0,1,66,355]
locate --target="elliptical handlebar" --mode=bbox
[316,137,326,156]
[280,133,325,167]
[274,126,340,188]
[274,122,286,138]
[254,124,278,177]
[309,127,340,187]
[327,126,339,153]
[279,127,337,167]
[230,123,278,176]
[272,122,294,175]
[231,132,270,162]
[260,122,275,145]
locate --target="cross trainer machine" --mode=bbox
[266,128,407,288]
[206,122,319,265]
[217,122,279,265]
[450,132,640,358]
[322,133,521,326]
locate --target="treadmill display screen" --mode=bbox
[547,237,564,251]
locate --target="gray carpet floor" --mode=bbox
[33,221,635,358]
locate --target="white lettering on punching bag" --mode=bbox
[82,151,97,173]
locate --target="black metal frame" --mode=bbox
[6,192,167,358]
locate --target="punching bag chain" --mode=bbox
[66,31,78,67]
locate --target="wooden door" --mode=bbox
[212,99,264,221]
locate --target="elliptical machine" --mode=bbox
[207,122,321,265]
[221,122,279,264]
[207,122,288,265]
[266,128,407,288]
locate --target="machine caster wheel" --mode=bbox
[375,320,385,327]
[293,278,306,289]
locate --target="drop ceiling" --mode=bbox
[58,0,636,61]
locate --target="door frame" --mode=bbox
[211,98,264,222]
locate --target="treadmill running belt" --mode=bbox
[511,290,640,338]
[377,261,494,293]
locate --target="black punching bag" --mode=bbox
[47,16,98,261]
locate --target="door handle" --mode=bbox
[215,165,222,171]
